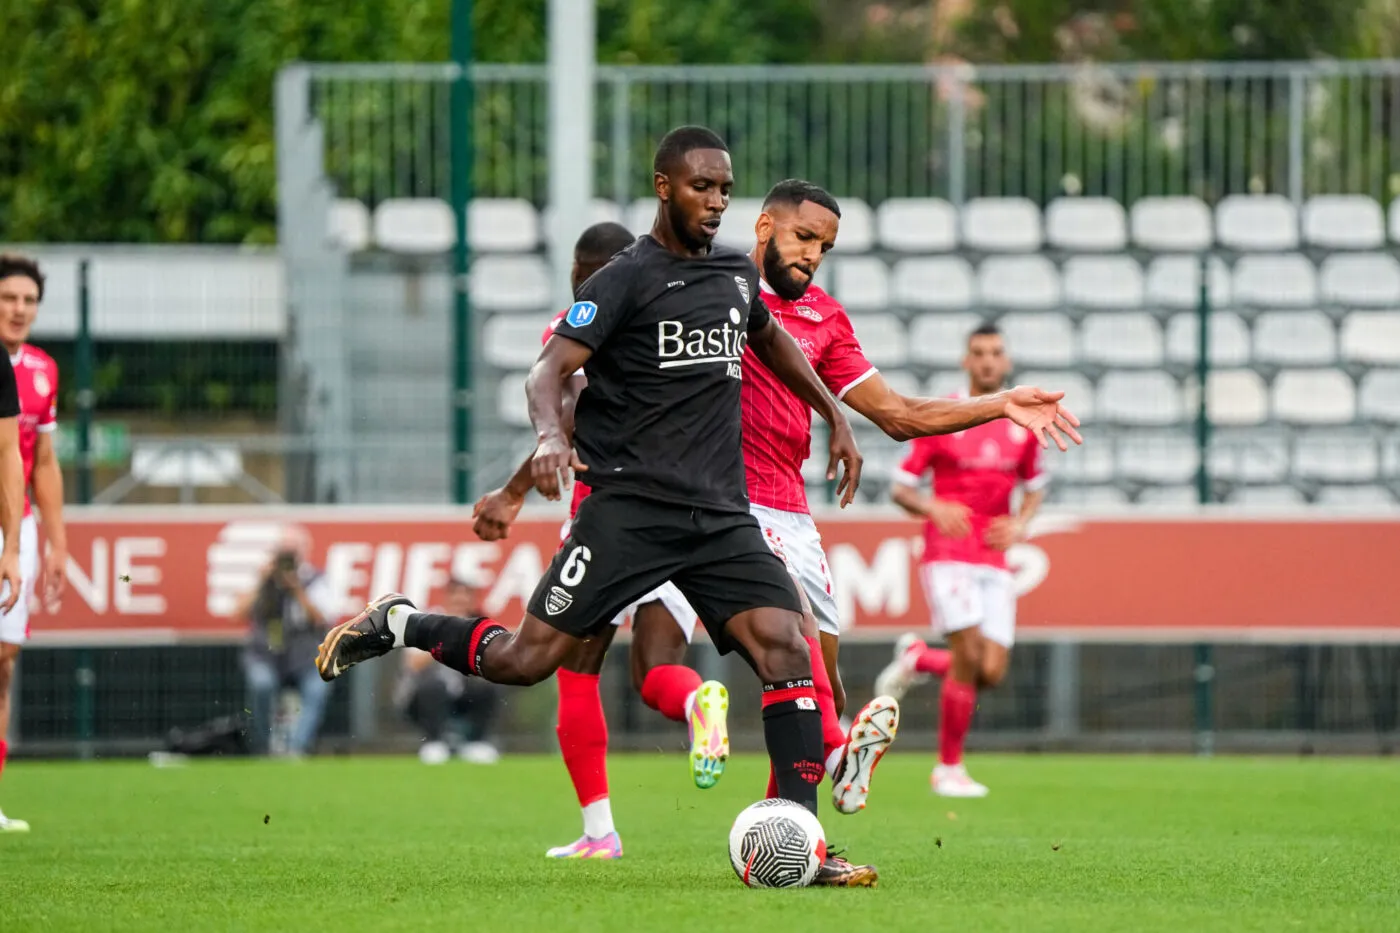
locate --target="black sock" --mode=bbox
[403,613,506,677]
[760,679,825,816]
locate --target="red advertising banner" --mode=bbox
[25,507,1400,645]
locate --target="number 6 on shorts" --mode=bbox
[560,545,592,587]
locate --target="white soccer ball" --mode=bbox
[728,798,826,888]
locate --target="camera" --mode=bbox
[274,551,297,574]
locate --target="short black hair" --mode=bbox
[0,254,44,301]
[653,125,729,176]
[969,322,1001,341]
[573,222,635,265]
[761,179,841,219]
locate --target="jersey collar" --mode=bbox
[8,345,25,367]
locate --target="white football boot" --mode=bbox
[932,762,989,798]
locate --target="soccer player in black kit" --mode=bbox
[316,126,880,885]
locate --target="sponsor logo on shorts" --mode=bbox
[565,301,598,327]
[545,585,574,616]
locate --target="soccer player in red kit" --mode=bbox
[0,254,67,832]
[874,322,1046,798]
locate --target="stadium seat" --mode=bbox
[1054,484,1128,506]
[1165,312,1252,367]
[1293,430,1379,482]
[470,255,553,313]
[1097,371,1183,425]
[715,198,764,249]
[469,199,539,252]
[1206,370,1269,426]
[879,369,921,398]
[328,199,371,252]
[1215,194,1299,251]
[830,197,875,253]
[876,198,958,252]
[1232,254,1318,308]
[1252,310,1337,366]
[961,198,1042,251]
[1387,198,1400,243]
[1231,485,1307,507]
[1318,253,1400,307]
[1080,312,1164,367]
[373,198,456,254]
[925,371,966,397]
[1315,485,1397,508]
[1209,430,1290,483]
[978,255,1061,309]
[1117,431,1201,483]
[483,315,550,369]
[1272,370,1356,424]
[1137,485,1202,506]
[1302,195,1385,249]
[1145,255,1232,309]
[1062,255,1145,309]
[909,313,986,367]
[1051,443,1116,484]
[1016,370,1096,422]
[1045,197,1127,251]
[997,312,1075,367]
[891,257,976,310]
[1340,312,1400,364]
[626,199,656,235]
[1359,369,1400,423]
[847,314,907,366]
[541,199,627,244]
[496,373,531,427]
[1130,196,1213,252]
[830,257,891,311]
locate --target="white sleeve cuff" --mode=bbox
[36,422,57,433]
[892,469,923,488]
[1024,472,1051,492]
[835,367,878,401]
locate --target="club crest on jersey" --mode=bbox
[31,371,50,398]
[565,301,598,328]
[793,304,822,323]
[1007,423,1029,444]
[734,276,750,304]
[545,585,574,616]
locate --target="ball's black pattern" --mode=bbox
[738,815,815,888]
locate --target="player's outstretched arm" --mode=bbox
[526,336,594,500]
[748,316,863,506]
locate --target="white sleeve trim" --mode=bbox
[835,366,878,401]
[1023,472,1051,492]
[892,469,924,488]
[36,422,57,433]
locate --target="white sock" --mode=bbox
[582,798,615,839]
[825,747,844,779]
[386,605,416,646]
[682,688,698,718]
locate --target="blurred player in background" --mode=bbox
[874,323,1048,798]
[0,254,61,832]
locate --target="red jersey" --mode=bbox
[894,404,1047,569]
[740,281,876,513]
[11,345,58,518]
[542,310,591,518]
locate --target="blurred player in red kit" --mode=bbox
[874,322,1047,798]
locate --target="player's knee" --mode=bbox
[747,622,809,683]
[562,636,607,676]
[0,654,12,690]
[978,666,1006,689]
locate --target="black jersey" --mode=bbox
[0,355,18,419]
[551,235,771,513]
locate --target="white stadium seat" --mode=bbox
[1080,312,1164,367]
[978,255,1061,309]
[1359,369,1400,423]
[1052,444,1116,484]
[1316,485,1397,508]
[1302,195,1385,249]
[1318,253,1400,307]
[470,255,553,313]
[909,313,986,367]
[1387,198,1400,243]
[1117,431,1200,483]
[1252,310,1336,366]
[830,197,875,253]
[1341,312,1400,364]
[1045,197,1127,251]
[1210,431,1290,483]
[876,198,958,252]
[1232,485,1306,507]
[1056,484,1128,506]
[1215,194,1299,251]
[1062,255,1144,309]
[1130,196,1213,251]
[1145,255,1231,309]
[373,198,455,254]
[925,371,966,398]
[496,373,531,427]
[962,198,1042,252]
[469,198,539,252]
[847,314,907,367]
[328,199,371,252]
[1272,370,1356,424]
[891,257,975,310]
[1232,254,1317,308]
[1206,370,1269,426]
[541,199,627,246]
[1097,371,1183,425]
[997,312,1075,367]
[1293,431,1379,482]
[1165,312,1252,367]
[626,199,656,235]
[1137,485,1201,506]
[879,369,921,398]
[1016,370,1096,422]
[714,198,764,249]
[830,257,890,311]
[483,315,550,369]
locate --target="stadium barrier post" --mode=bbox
[450,0,476,505]
[1193,250,1215,757]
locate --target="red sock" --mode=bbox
[940,679,977,766]
[805,636,846,762]
[0,738,7,781]
[640,665,703,722]
[765,767,779,799]
[555,670,609,807]
[914,645,951,677]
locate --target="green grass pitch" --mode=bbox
[2,753,1397,931]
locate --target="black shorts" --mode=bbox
[525,491,802,652]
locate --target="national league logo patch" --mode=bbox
[734,276,750,304]
[565,301,598,327]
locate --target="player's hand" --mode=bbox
[472,486,525,541]
[0,550,20,614]
[826,418,863,508]
[531,433,587,501]
[42,546,67,608]
[928,500,972,538]
[985,516,1026,551]
[1004,386,1083,452]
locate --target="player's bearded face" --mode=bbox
[760,202,837,301]
[761,237,810,301]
